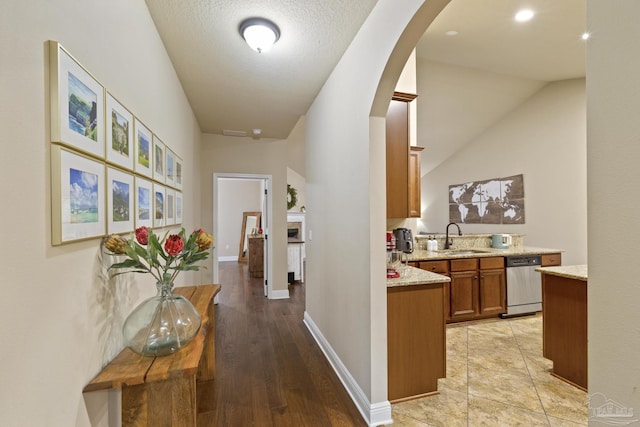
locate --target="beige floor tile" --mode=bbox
[533,375,588,424]
[468,395,550,426]
[468,363,545,412]
[385,411,434,426]
[438,358,467,393]
[392,388,468,427]
[467,347,528,376]
[547,414,588,426]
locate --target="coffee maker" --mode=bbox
[393,228,414,253]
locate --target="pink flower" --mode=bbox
[135,226,149,245]
[164,234,184,256]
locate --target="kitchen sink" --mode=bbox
[434,249,491,255]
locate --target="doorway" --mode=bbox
[213,173,273,298]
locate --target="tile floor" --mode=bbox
[390,315,588,426]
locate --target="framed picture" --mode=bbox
[165,148,176,188]
[133,118,153,178]
[153,136,165,183]
[135,176,153,228]
[107,167,134,234]
[49,41,105,159]
[175,191,183,224]
[165,187,176,226]
[154,184,166,228]
[51,144,106,245]
[106,93,134,170]
[175,155,183,190]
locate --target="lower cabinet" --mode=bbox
[422,256,506,323]
[387,282,446,402]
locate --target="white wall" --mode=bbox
[421,78,587,265]
[587,0,640,417]
[200,134,289,293]
[0,1,202,426]
[304,1,449,423]
[217,179,263,258]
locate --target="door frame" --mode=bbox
[213,173,273,298]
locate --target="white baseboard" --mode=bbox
[218,256,238,262]
[270,288,290,299]
[303,312,392,427]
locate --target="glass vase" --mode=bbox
[123,281,202,356]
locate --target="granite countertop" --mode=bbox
[406,246,563,262]
[536,265,588,281]
[387,266,451,288]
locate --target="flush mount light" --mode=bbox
[581,32,591,41]
[514,9,535,22]
[239,18,280,53]
[445,30,459,36]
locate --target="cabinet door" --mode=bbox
[541,253,562,267]
[408,147,423,218]
[450,270,478,319]
[479,268,506,315]
[386,99,409,218]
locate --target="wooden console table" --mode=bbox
[84,284,221,426]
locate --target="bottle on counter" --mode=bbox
[427,236,437,251]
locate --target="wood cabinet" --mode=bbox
[387,282,446,402]
[541,253,562,267]
[443,257,506,322]
[386,91,421,219]
[248,235,264,278]
[419,261,451,321]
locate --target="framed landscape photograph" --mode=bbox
[106,93,134,170]
[154,184,166,228]
[133,118,153,178]
[175,191,183,224]
[153,136,165,183]
[106,167,134,234]
[165,187,176,226]
[51,144,106,245]
[134,176,153,228]
[165,148,176,188]
[175,155,183,190]
[49,41,105,159]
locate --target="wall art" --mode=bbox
[175,155,183,190]
[49,41,105,159]
[153,135,165,183]
[449,174,525,224]
[154,184,166,228]
[135,176,153,229]
[133,118,153,178]
[165,187,176,226]
[107,167,134,234]
[51,144,106,245]
[175,191,183,224]
[165,148,176,188]
[106,93,134,170]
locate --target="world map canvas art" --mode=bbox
[449,174,525,224]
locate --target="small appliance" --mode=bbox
[491,234,512,249]
[393,228,414,253]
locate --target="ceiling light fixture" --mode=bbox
[445,30,459,36]
[239,18,280,53]
[514,9,535,22]
[581,32,590,41]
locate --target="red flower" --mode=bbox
[164,234,184,256]
[135,226,149,245]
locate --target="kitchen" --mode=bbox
[382,2,588,422]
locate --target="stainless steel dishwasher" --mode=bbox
[502,254,542,317]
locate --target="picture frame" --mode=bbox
[154,184,166,228]
[134,176,153,229]
[49,41,105,159]
[133,118,153,178]
[165,187,176,226]
[51,144,106,245]
[153,135,165,183]
[175,191,183,224]
[165,148,176,188]
[175,155,183,190]
[106,93,134,170]
[107,166,134,234]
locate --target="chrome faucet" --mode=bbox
[444,222,462,249]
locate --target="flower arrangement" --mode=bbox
[103,226,214,285]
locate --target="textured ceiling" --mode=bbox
[144,0,377,139]
[145,0,585,151]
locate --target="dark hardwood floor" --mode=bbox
[197,262,367,426]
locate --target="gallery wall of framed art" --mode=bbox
[49,41,184,245]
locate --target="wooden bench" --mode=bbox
[84,284,221,426]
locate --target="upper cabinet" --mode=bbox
[386,92,422,219]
